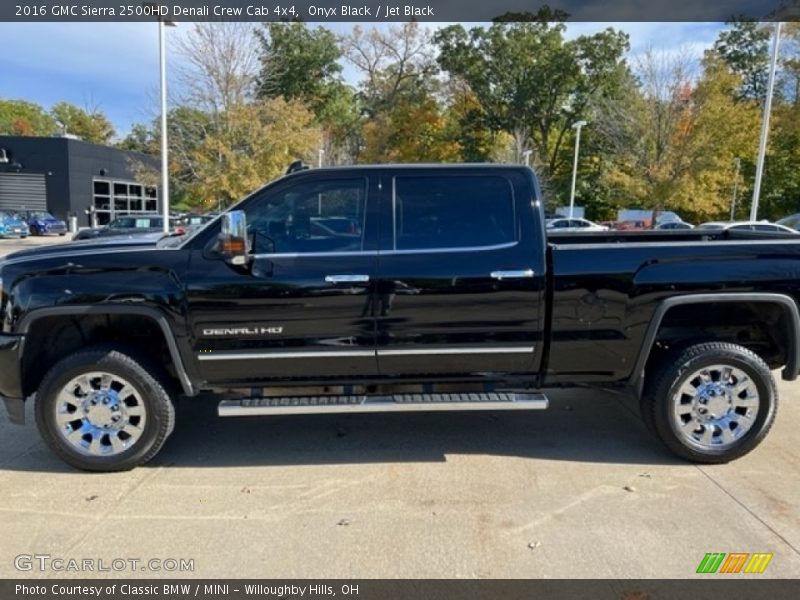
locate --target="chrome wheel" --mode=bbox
[54,372,147,456]
[670,364,759,450]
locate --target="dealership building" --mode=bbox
[0,135,161,226]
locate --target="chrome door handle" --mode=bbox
[325,274,370,284]
[490,269,535,280]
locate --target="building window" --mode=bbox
[92,178,159,225]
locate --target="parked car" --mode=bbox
[73,214,180,240]
[20,211,67,236]
[655,221,694,230]
[178,213,217,227]
[698,221,798,233]
[6,163,800,471]
[0,210,29,238]
[777,213,800,230]
[616,219,652,231]
[546,218,608,232]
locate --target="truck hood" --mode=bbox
[2,233,164,263]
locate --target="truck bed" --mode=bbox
[547,228,800,245]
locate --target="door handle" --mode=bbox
[490,269,535,280]
[325,274,370,284]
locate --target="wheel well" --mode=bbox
[22,314,180,397]
[643,301,790,386]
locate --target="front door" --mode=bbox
[185,173,379,387]
[373,168,546,378]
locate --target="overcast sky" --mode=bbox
[0,21,724,138]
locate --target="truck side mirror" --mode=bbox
[220,211,249,266]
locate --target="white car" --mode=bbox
[697,221,797,233]
[546,218,608,232]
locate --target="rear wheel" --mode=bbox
[35,346,175,472]
[641,342,777,463]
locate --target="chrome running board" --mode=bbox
[218,392,548,417]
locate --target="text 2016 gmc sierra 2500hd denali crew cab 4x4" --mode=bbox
[1,164,799,471]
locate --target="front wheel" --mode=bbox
[641,342,777,463]
[35,346,176,472]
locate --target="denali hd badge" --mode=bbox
[202,327,283,336]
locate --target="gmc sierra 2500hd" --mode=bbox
[1,163,799,471]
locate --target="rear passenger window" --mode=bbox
[393,176,515,250]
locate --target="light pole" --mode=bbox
[157,16,176,233]
[730,157,741,221]
[751,21,782,221]
[568,120,587,219]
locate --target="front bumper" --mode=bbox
[0,334,25,424]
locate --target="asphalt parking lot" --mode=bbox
[0,235,799,579]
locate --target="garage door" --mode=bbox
[0,173,47,213]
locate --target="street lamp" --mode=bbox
[730,157,741,221]
[568,120,587,219]
[750,21,782,221]
[158,17,177,234]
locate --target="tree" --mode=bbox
[257,22,343,109]
[188,98,320,207]
[174,22,259,116]
[118,123,156,154]
[341,23,457,161]
[442,79,499,162]
[256,22,362,165]
[713,19,771,101]
[341,22,439,116]
[594,50,760,221]
[164,22,321,207]
[435,18,629,191]
[50,101,114,144]
[0,99,56,136]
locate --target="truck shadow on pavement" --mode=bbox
[151,388,682,469]
[0,389,683,472]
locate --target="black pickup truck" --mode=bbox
[1,164,799,471]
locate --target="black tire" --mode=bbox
[35,346,176,472]
[641,341,777,463]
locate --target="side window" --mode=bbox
[755,224,777,232]
[393,175,515,250]
[245,178,366,254]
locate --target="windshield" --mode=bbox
[30,212,55,220]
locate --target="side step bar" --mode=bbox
[218,392,548,417]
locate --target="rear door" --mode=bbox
[373,167,546,378]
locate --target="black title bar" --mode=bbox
[1,0,797,23]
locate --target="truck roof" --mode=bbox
[286,163,532,175]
